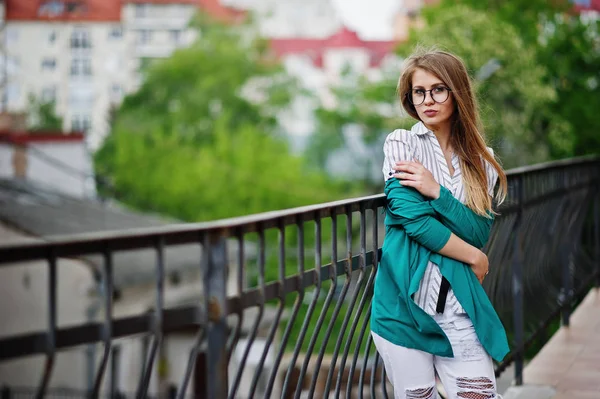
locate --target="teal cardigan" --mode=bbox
[370,178,509,362]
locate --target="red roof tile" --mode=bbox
[270,26,398,68]
[6,0,121,22]
[6,0,246,23]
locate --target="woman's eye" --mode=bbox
[434,87,446,93]
[414,89,425,95]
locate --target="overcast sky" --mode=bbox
[331,0,401,40]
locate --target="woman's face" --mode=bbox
[410,68,454,130]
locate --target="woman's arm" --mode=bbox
[393,160,495,248]
[382,134,489,280]
[384,178,489,282]
[438,233,489,283]
[430,186,493,249]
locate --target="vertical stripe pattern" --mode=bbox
[382,122,499,315]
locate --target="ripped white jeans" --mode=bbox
[371,312,499,399]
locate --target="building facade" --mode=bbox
[0,0,243,151]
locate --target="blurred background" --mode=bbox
[0,0,598,224]
[0,0,599,397]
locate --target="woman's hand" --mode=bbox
[393,160,441,199]
[470,250,489,284]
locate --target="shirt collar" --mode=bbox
[411,121,434,136]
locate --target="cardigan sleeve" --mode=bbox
[382,132,452,252]
[429,186,494,249]
[385,171,452,253]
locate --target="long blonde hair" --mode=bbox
[397,48,507,215]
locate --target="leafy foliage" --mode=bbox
[400,5,559,166]
[307,0,600,182]
[27,94,64,132]
[95,14,353,222]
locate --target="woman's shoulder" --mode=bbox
[384,123,423,145]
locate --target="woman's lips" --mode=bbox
[424,110,438,117]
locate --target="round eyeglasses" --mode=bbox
[407,86,452,106]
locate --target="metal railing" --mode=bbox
[0,155,599,398]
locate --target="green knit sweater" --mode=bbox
[370,178,509,362]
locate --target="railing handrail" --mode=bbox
[0,156,598,397]
[1,156,598,263]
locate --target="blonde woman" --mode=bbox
[370,49,509,399]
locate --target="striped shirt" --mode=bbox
[382,121,498,315]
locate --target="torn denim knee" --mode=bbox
[456,376,496,399]
[406,385,436,399]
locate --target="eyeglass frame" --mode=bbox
[405,86,453,106]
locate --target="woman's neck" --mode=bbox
[424,122,452,152]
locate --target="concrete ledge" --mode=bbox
[502,385,556,399]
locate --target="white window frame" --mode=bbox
[109,25,123,39]
[71,114,92,132]
[41,58,57,71]
[70,58,92,77]
[137,30,153,45]
[71,27,92,49]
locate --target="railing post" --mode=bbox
[205,232,229,399]
[512,175,524,386]
[560,252,573,328]
[559,170,573,327]
[595,186,600,287]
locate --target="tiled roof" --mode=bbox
[270,26,397,68]
[0,178,199,288]
[6,0,121,22]
[5,0,246,22]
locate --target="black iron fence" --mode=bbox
[0,156,599,398]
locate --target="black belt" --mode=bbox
[436,276,451,314]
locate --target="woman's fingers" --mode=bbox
[394,172,417,180]
[394,163,420,174]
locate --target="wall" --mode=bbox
[0,222,96,388]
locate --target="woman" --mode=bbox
[370,48,509,399]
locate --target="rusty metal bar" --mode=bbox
[205,231,229,398]
[136,236,165,398]
[36,250,57,399]
[92,248,113,397]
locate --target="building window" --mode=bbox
[137,30,153,45]
[7,83,21,105]
[70,58,92,77]
[71,114,92,132]
[111,84,124,102]
[109,26,123,39]
[135,4,149,18]
[71,28,92,49]
[41,58,57,71]
[42,86,57,102]
[6,57,20,75]
[48,30,57,44]
[6,27,18,46]
[170,30,182,44]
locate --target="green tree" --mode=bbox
[95,13,353,222]
[27,94,63,132]
[307,5,559,177]
[438,0,571,44]
[437,0,600,158]
[537,15,600,158]
[402,5,559,166]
